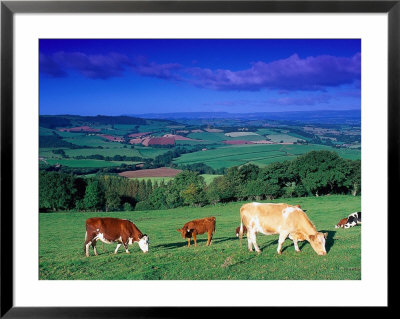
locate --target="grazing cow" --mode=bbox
[344,212,361,228]
[335,217,348,228]
[239,202,327,255]
[236,225,247,237]
[84,217,149,257]
[177,217,216,247]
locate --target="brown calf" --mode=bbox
[335,217,348,228]
[84,217,149,257]
[177,217,216,247]
[236,225,247,237]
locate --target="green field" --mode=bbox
[39,116,361,171]
[64,147,142,158]
[187,132,226,142]
[266,134,305,143]
[39,195,361,280]
[256,128,280,135]
[63,135,119,148]
[134,146,172,158]
[173,143,360,169]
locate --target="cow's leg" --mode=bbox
[249,230,260,253]
[85,240,92,257]
[289,233,301,252]
[123,242,130,254]
[114,243,122,254]
[92,240,98,256]
[293,239,301,252]
[247,230,253,251]
[193,233,197,247]
[207,231,213,246]
[84,231,96,257]
[277,232,289,255]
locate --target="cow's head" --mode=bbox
[138,234,149,253]
[308,232,328,255]
[177,227,193,239]
[335,218,348,228]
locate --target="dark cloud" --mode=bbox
[40,51,361,93]
[132,56,183,80]
[39,51,131,79]
[184,53,361,91]
[39,53,68,78]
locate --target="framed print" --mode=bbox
[1,0,396,316]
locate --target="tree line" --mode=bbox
[39,150,360,212]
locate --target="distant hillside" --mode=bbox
[39,115,147,129]
[129,110,360,125]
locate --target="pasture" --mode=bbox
[173,143,361,169]
[39,195,361,280]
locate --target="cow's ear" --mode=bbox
[176,229,181,232]
[324,232,328,239]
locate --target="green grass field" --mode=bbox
[64,147,142,158]
[173,143,360,169]
[40,121,360,171]
[39,195,361,280]
[266,134,305,143]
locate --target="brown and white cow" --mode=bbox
[335,217,348,228]
[177,217,216,247]
[236,225,247,237]
[84,217,149,257]
[239,202,327,255]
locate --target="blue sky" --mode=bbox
[39,39,361,115]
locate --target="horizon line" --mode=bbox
[39,109,361,116]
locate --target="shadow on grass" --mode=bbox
[152,241,188,250]
[283,230,337,253]
[153,238,211,250]
[212,236,238,244]
[260,239,279,251]
[322,230,336,253]
[153,236,239,250]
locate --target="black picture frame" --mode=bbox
[1,0,395,317]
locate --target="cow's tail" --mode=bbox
[213,218,216,234]
[239,209,244,244]
[83,231,88,254]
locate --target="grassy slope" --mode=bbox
[64,148,142,158]
[39,195,361,280]
[173,143,361,169]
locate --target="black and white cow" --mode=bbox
[344,212,361,228]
